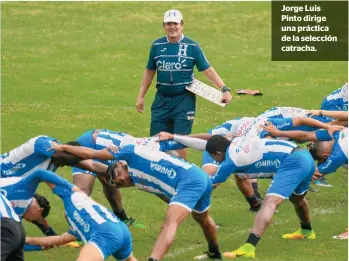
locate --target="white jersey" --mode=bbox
[95,130,185,152]
[321,83,348,111]
[0,193,20,222]
[211,137,297,184]
[258,107,308,119]
[1,136,58,178]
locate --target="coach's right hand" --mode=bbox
[136,96,144,113]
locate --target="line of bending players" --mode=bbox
[1,83,347,261]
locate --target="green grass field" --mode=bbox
[1,2,348,261]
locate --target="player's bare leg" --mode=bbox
[202,165,218,176]
[282,193,315,240]
[73,174,95,196]
[125,254,138,261]
[97,176,145,228]
[224,195,284,259]
[192,210,221,259]
[250,195,284,236]
[76,243,104,261]
[234,176,262,212]
[290,193,311,226]
[149,205,190,260]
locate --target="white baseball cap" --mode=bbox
[163,9,183,23]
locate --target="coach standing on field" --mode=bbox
[136,9,232,159]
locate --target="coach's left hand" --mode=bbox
[221,91,232,105]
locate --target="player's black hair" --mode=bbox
[34,194,51,218]
[106,163,117,184]
[64,141,81,146]
[51,151,82,166]
[206,135,231,154]
[52,141,82,166]
[307,142,320,161]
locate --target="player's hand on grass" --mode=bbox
[312,172,323,181]
[154,132,174,141]
[136,96,144,113]
[312,167,323,180]
[221,90,232,105]
[260,121,280,136]
[47,142,65,152]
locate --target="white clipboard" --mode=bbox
[186,79,226,107]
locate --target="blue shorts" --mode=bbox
[150,92,196,136]
[201,151,220,168]
[267,149,315,199]
[72,130,101,178]
[72,166,97,177]
[170,167,212,213]
[89,221,132,261]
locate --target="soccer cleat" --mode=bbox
[314,177,333,187]
[124,217,146,229]
[333,229,348,239]
[64,241,81,248]
[282,229,316,240]
[223,243,256,259]
[194,251,222,260]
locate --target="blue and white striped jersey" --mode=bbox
[53,184,120,243]
[1,136,59,178]
[209,116,323,141]
[258,107,309,119]
[211,137,297,184]
[80,129,186,153]
[108,145,197,199]
[0,193,20,222]
[317,128,348,174]
[321,83,348,111]
[208,117,255,136]
[258,107,332,123]
[0,169,72,218]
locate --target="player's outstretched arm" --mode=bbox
[189,133,213,140]
[49,143,114,161]
[292,117,344,135]
[307,109,348,120]
[77,160,109,176]
[261,121,319,142]
[31,169,73,191]
[156,132,208,150]
[26,233,77,248]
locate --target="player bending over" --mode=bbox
[156,133,317,259]
[26,173,137,261]
[49,142,222,261]
[69,129,185,228]
[1,135,81,239]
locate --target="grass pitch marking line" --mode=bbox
[166,205,339,259]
